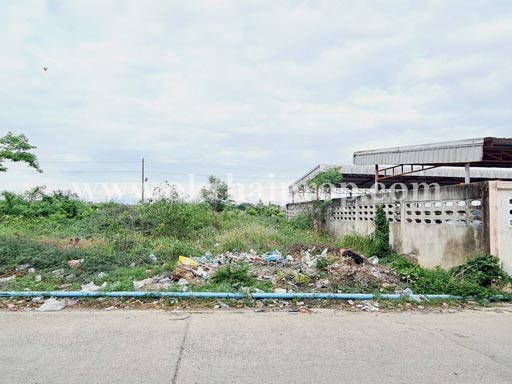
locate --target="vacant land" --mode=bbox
[0,188,510,300]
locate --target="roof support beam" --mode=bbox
[465,163,471,184]
[377,164,440,181]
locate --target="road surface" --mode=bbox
[1,308,512,383]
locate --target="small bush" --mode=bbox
[316,257,330,271]
[210,263,254,286]
[450,254,510,287]
[139,198,214,239]
[384,253,510,298]
[286,213,314,230]
[0,187,92,219]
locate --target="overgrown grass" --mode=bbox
[212,217,333,253]
[336,234,374,256]
[1,189,510,300]
[0,190,334,292]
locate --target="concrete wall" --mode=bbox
[489,181,512,273]
[287,182,492,269]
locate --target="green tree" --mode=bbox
[200,176,231,212]
[0,132,41,173]
[308,168,342,200]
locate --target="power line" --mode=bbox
[148,161,297,172]
[41,160,140,164]
[7,169,294,181]
[38,159,300,173]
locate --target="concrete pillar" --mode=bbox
[374,164,379,193]
[465,163,471,184]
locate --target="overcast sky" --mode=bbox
[1,0,511,203]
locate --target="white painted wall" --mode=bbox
[496,182,512,273]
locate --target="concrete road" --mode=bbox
[1,309,512,383]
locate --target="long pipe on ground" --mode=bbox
[0,291,463,301]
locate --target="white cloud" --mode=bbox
[1,0,511,203]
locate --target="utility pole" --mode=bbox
[141,158,145,203]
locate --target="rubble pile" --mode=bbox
[0,246,401,294]
[133,247,402,293]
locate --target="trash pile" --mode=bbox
[0,246,401,294]
[134,246,401,293]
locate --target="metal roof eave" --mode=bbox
[353,137,487,166]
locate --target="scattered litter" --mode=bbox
[35,246,399,295]
[67,259,83,269]
[62,298,78,307]
[27,268,36,274]
[149,253,158,263]
[360,301,380,312]
[169,310,190,320]
[193,267,209,279]
[0,275,15,283]
[133,247,400,293]
[133,280,148,290]
[133,275,173,291]
[368,256,379,265]
[80,282,106,292]
[214,301,229,309]
[401,288,414,296]
[341,249,366,264]
[52,269,65,277]
[265,250,284,263]
[35,275,42,283]
[15,264,30,272]
[36,298,66,312]
[178,256,198,267]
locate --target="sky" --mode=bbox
[1,0,511,203]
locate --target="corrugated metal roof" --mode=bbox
[290,164,340,190]
[353,138,486,165]
[289,164,512,190]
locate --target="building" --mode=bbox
[286,138,512,272]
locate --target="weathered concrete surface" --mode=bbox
[289,182,492,269]
[1,309,512,384]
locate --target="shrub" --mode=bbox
[286,213,314,230]
[450,254,510,287]
[0,187,91,219]
[371,205,391,258]
[210,263,254,286]
[385,253,509,298]
[139,198,214,239]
